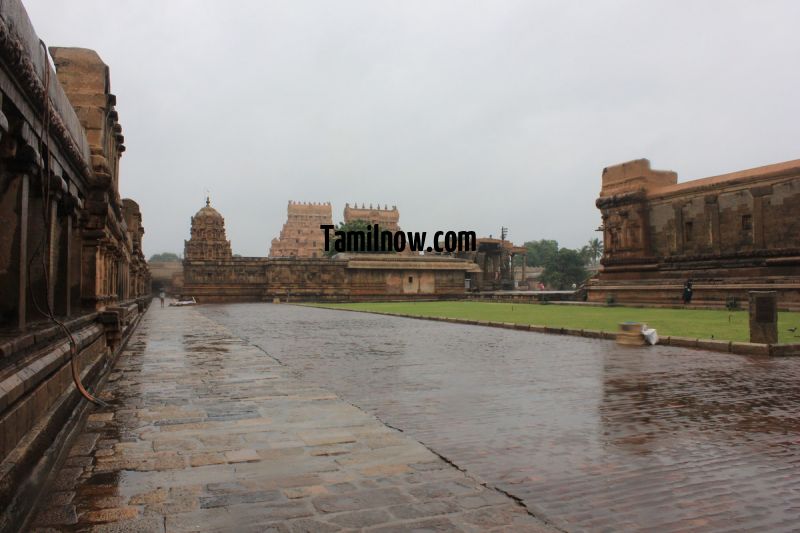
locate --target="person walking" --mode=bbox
[159,290,166,308]
[682,280,693,305]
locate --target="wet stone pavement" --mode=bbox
[200,304,800,533]
[31,305,553,533]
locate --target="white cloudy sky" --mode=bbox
[24,0,800,257]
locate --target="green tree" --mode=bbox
[522,239,559,267]
[149,252,181,262]
[586,237,603,265]
[579,245,592,264]
[540,248,588,289]
[324,219,395,257]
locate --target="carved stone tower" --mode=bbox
[269,201,333,258]
[343,203,401,232]
[184,198,232,261]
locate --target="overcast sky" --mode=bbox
[25,0,800,258]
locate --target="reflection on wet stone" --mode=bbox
[201,303,800,533]
[31,305,551,532]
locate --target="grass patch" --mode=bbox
[309,301,800,344]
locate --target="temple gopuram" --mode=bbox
[344,202,401,231]
[183,201,477,302]
[269,201,332,258]
[0,2,150,529]
[587,158,800,309]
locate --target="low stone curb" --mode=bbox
[303,305,800,357]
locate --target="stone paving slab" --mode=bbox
[31,306,554,532]
[204,303,800,533]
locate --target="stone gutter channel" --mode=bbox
[301,305,800,357]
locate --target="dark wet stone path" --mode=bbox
[202,303,800,532]
[32,305,552,532]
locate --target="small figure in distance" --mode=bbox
[682,279,693,305]
[159,289,166,308]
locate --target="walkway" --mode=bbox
[31,305,553,532]
[205,303,800,532]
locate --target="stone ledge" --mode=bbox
[0,324,104,413]
[1,302,149,533]
[731,342,770,356]
[303,305,796,358]
[0,313,98,360]
[669,337,699,349]
[770,344,800,357]
[698,339,732,353]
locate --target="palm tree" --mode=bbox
[587,237,603,265]
[579,245,591,265]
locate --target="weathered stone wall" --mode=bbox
[265,258,350,300]
[590,159,800,308]
[182,257,268,302]
[0,299,148,533]
[182,255,474,303]
[0,2,149,529]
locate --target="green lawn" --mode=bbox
[309,301,800,344]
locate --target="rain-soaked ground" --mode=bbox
[32,304,553,532]
[200,303,800,532]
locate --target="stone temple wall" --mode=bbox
[0,2,150,530]
[183,255,474,303]
[588,158,800,309]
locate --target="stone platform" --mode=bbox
[30,306,553,532]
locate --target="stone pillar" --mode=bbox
[672,202,684,254]
[749,291,778,344]
[751,186,771,249]
[81,241,100,309]
[704,195,720,254]
[26,183,48,323]
[65,212,72,317]
[47,198,58,312]
[18,174,29,330]
[636,206,651,256]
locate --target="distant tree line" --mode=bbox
[149,252,241,261]
[516,237,603,290]
[148,252,181,262]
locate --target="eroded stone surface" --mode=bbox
[32,306,551,532]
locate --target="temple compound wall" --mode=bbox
[184,202,474,302]
[0,3,149,530]
[148,260,184,294]
[269,201,332,258]
[587,158,800,309]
